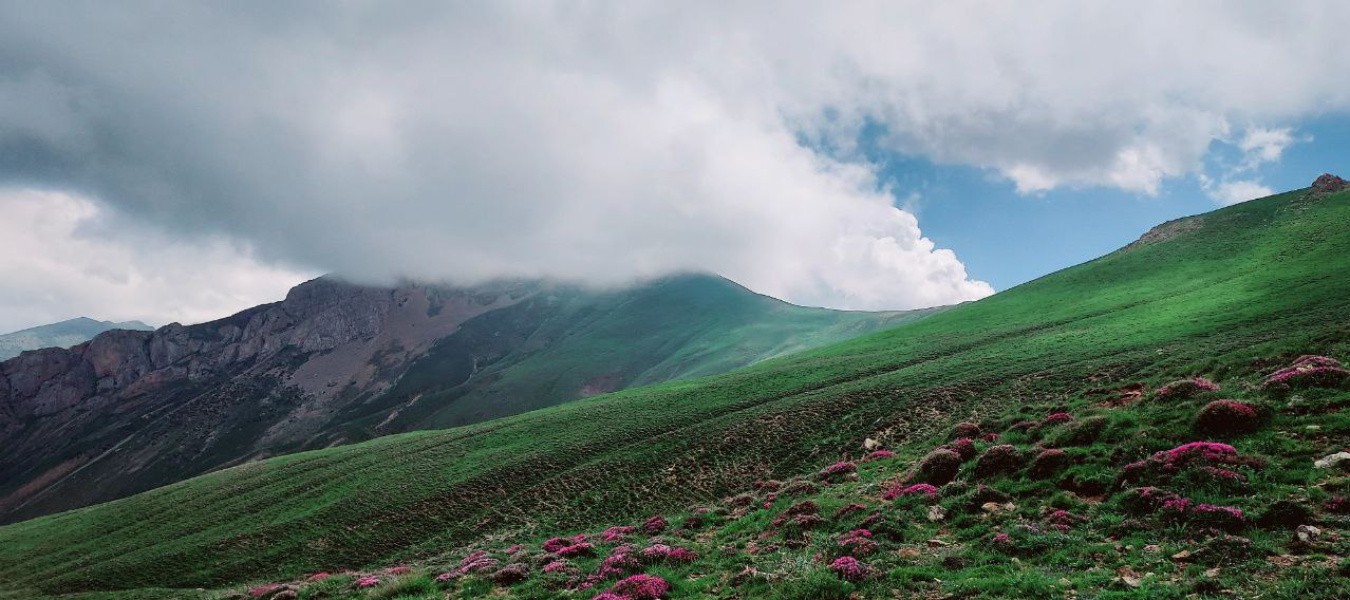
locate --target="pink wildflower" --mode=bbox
[642,515,669,535]
[818,460,858,481]
[1042,412,1074,426]
[355,576,380,589]
[829,556,869,581]
[609,574,671,599]
[305,572,331,583]
[883,483,939,501]
[248,584,283,598]
[601,525,636,542]
[557,542,596,558]
[863,449,896,462]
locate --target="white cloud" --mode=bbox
[2,2,1350,319]
[0,189,312,333]
[1238,127,1296,166]
[1205,179,1275,206]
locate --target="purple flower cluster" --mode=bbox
[1194,400,1261,436]
[355,575,380,588]
[817,461,858,481]
[602,574,670,599]
[1155,377,1221,400]
[1265,355,1350,389]
[838,529,878,557]
[862,449,896,462]
[945,437,978,461]
[883,482,939,501]
[1042,412,1074,426]
[642,515,668,535]
[601,526,636,542]
[828,556,869,581]
[435,551,501,582]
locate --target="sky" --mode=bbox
[3,1,1350,333]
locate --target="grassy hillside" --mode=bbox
[1,186,1348,598]
[347,274,931,432]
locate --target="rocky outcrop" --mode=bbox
[1309,173,1349,198]
[0,276,540,522]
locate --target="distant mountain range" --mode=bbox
[0,273,933,523]
[0,317,153,361]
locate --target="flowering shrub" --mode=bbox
[491,563,530,585]
[753,480,783,492]
[991,532,1013,548]
[883,482,939,501]
[834,502,867,518]
[1194,400,1262,436]
[1264,355,1350,390]
[355,576,380,588]
[863,449,896,462]
[1119,486,1184,515]
[951,421,982,440]
[838,529,878,556]
[305,572,331,583]
[973,444,1022,478]
[543,560,572,574]
[597,552,641,579]
[911,448,963,485]
[1042,412,1074,426]
[783,479,820,496]
[1119,441,1264,491]
[945,437,978,461]
[980,432,1001,442]
[1028,448,1069,479]
[434,572,457,583]
[1044,509,1083,532]
[1162,498,1246,531]
[607,574,671,599]
[817,461,857,481]
[642,515,669,535]
[1009,420,1039,432]
[543,537,572,553]
[1155,377,1221,401]
[557,542,596,558]
[640,544,671,561]
[248,584,283,598]
[601,525,636,542]
[829,556,869,581]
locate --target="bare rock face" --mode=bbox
[0,275,539,522]
[1309,173,1348,198]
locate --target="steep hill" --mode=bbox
[2,181,1349,599]
[0,274,921,524]
[0,317,152,361]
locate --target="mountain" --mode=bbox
[0,317,153,361]
[3,180,1350,599]
[0,274,927,524]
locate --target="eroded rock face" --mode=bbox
[0,276,538,522]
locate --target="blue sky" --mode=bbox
[891,116,1346,291]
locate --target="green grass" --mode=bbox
[2,187,1350,598]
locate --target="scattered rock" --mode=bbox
[1172,549,1192,560]
[1296,525,1321,543]
[1313,452,1350,469]
[1116,566,1144,588]
[1143,544,1161,553]
[897,548,922,559]
[927,505,947,522]
[926,538,950,548]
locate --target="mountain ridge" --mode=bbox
[0,317,153,361]
[0,273,926,523]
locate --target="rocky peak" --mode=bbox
[1309,173,1348,197]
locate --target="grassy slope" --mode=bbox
[2,187,1349,597]
[371,274,930,431]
